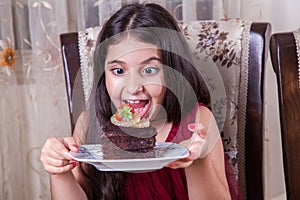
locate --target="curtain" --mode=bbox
[0,0,71,199]
[1,0,282,199]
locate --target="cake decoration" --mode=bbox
[115,104,134,121]
[111,104,150,128]
[102,103,157,153]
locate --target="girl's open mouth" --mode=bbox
[123,99,150,118]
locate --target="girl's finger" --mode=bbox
[188,123,207,138]
[44,161,77,174]
[41,147,66,164]
[42,156,73,168]
[46,137,76,160]
[62,137,79,152]
[185,134,206,160]
[166,159,193,169]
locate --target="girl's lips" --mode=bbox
[123,99,150,118]
[136,101,151,118]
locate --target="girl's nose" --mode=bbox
[124,71,144,94]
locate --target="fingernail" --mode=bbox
[73,162,77,168]
[168,162,176,167]
[183,157,191,161]
[188,123,195,130]
[71,144,78,148]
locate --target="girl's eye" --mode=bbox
[112,68,125,75]
[142,66,159,75]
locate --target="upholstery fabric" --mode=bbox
[182,20,251,188]
[78,26,101,107]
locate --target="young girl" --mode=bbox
[41,3,239,200]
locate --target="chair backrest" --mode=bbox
[270,31,300,200]
[243,22,271,199]
[60,32,82,133]
[60,20,271,200]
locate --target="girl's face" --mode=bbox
[105,37,166,121]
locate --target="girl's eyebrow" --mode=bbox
[107,60,126,65]
[140,56,162,65]
[107,56,161,65]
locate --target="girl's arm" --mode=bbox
[185,106,230,199]
[185,137,230,199]
[40,113,88,200]
[166,106,230,199]
[41,136,88,200]
[50,170,87,200]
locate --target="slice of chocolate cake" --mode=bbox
[102,121,157,153]
[101,104,157,154]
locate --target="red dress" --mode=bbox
[122,104,242,200]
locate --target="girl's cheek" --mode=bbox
[105,76,122,103]
[146,84,166,105]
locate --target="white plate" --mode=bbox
[69,142,189,172]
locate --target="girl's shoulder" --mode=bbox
[198,102,207,108]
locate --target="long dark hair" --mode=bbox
[78,3,210,199]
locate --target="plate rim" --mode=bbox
[69,142,189,163]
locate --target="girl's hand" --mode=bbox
[166,123,207,169]
[40,137,79,174]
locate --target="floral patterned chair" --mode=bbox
[270,30,300,200]
[60,20,271,199]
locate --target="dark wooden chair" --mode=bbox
[60,32,83,133]
[60,21,271,200]
[270,32,300,200]
[242,22,271,200]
